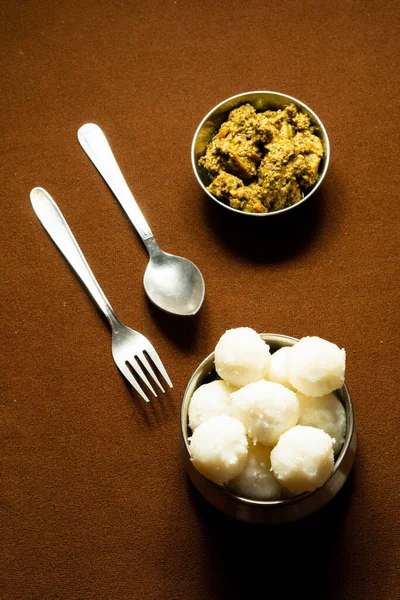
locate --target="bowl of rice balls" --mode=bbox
[181,328,356,524]
[191,91,330,216]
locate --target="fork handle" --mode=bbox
[77,123,154,246]
[30,187,119,327]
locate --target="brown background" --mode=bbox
[1,0,399,598]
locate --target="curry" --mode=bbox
[198,103,324,213]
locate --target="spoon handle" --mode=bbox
[78,123,154,245]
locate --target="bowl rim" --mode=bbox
[191,90,331,217]
[181,333,354,507]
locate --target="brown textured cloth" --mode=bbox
[1,0,399,598]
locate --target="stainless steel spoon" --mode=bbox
[78,123,205,316]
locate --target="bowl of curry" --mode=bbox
[191,91,330,216]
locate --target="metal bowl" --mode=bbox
[191,91,330,217]
[181,334,356,524]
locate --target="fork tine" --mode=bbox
[116,361,151,403]
[145,346,173,389]
[127,357,157,397]
[137,351,165,393]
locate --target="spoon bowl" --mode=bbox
[144,250,205,316]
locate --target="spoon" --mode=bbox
[78,123,205,316]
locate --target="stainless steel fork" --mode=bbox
[30,187,172,402]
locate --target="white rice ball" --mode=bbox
[229,442,282,500]
[189,415,248,485]
[287,336,346,397]
[297,392,346,455]
[231,380,300,446]
[188,380,235,431]
[215,327,271,388]
[270,425,334,494]
[268,346,295,390]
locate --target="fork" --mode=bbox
[30,187,172,402]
